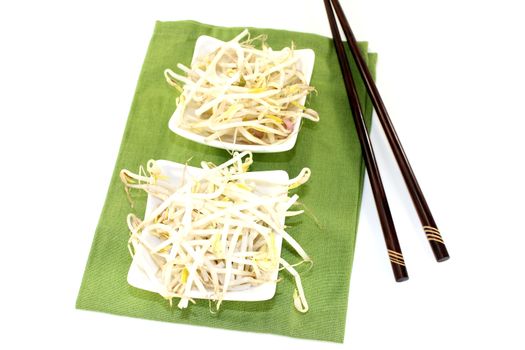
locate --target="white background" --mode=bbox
[1,0,524,349]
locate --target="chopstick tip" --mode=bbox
[436,255,450,263]
[396,276,409,283]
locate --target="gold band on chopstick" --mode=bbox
[423,226,445,244]
[388,249,406,266]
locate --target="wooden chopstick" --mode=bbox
[329,0,450,262]
[322,0,409,282]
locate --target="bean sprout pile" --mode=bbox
[164,30,319,145]
[120,152,312,312]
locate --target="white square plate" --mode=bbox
[127,159,289,301]
[168,35,316,153]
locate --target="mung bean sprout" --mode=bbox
[165,30,319,146]
[120,152,312,312]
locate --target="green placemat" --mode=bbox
[76,20,377,343]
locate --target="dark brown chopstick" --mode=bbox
[328,0,450,262]
[323,0,408,282]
